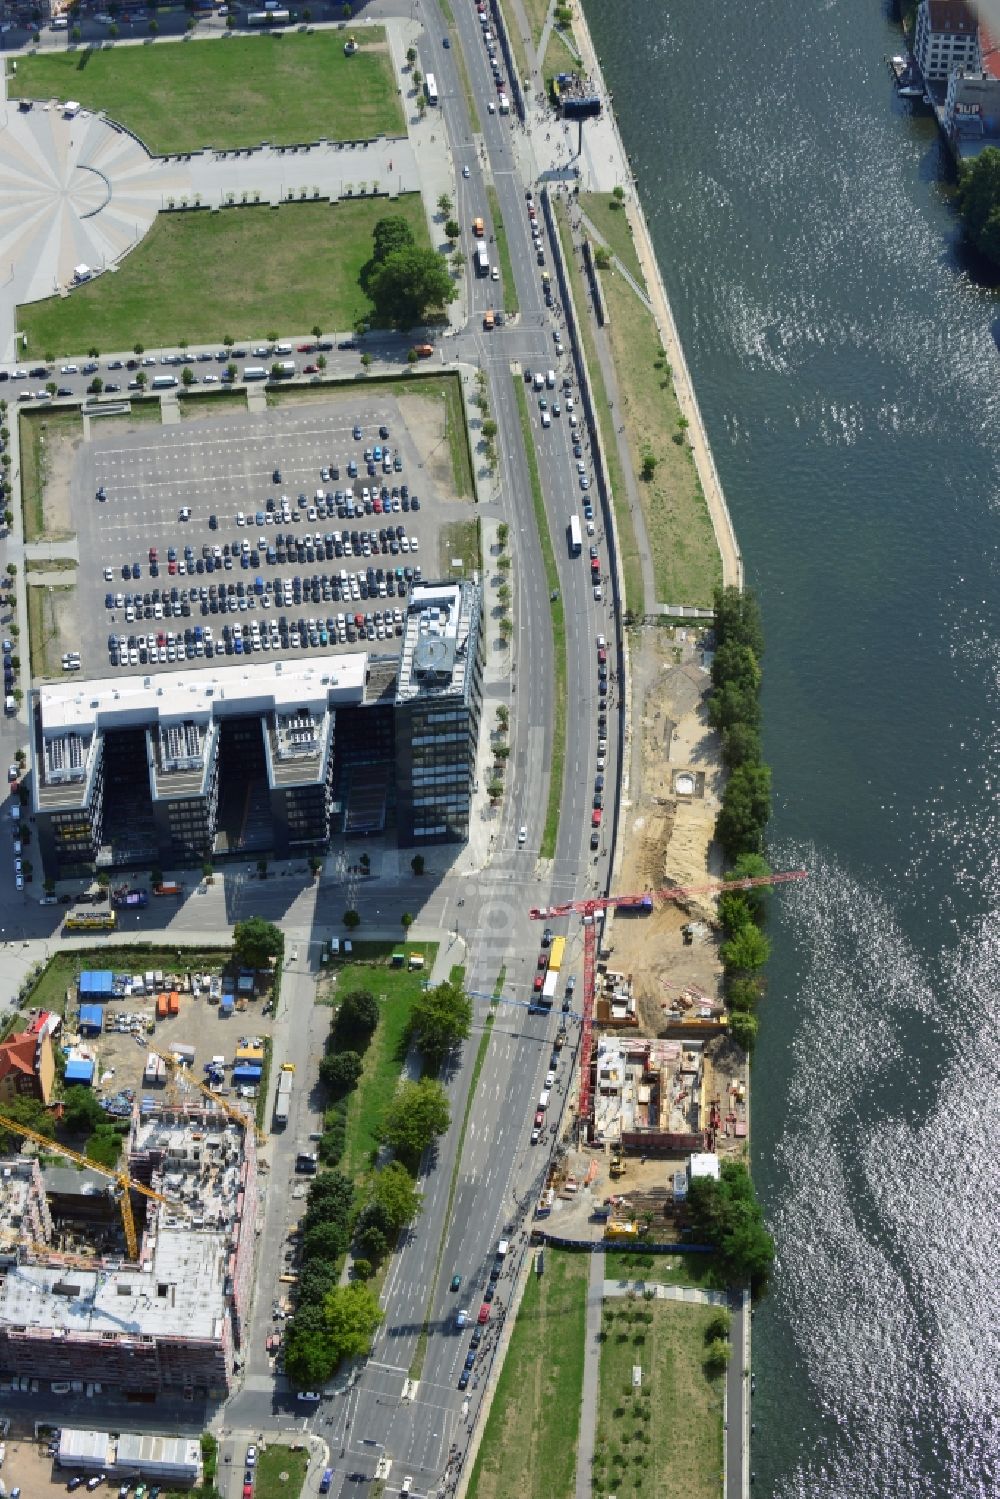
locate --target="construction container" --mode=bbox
[168,992,180,1016]
[156,994,169,1020]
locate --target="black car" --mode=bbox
[209,514,218,529]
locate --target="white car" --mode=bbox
[491,266,500,281]
[297,1390,321,1402]
[463,164,471,178]
[518,826,527,845]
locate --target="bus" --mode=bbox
[475,245,489,277]
[548,935,566,972]
[425,73,439,106]
[248,8,289,23]
[64,911,117,933]
[568,514,582,555]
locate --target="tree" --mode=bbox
[322,1281,384,1366]
[729,1009,758,1053]
[705,1309,731,1341]
[612,184,625,205]
[335,989,379,1043]
[406,45,417,65]
[319,1050,363,1096]
[407,980,472,1065]
[148,16,158,33]
[401,911,414,932]
[362,233,457,328]
[725,853,773,920]
[497,521,509,548]
[136,372,147,390]
[303,1169,354,1230]
[317,355,327,372]
[302,1219,351,1264]
[361,353,373,371]
[226,363,237,383]
[957,147,1000,265]
[445,217,461,242]
[61,1085,105,1134]
[713,584,764,662]
[297,1260,339,1308]
[720,923,770,973]
[727,977,763,1013]
[437,192,453,216]
[364,1160,422,1234]
[704,1338,731,1376]
[379,1077,450,1162]
[410,854,425,876]
[71,24,81,42]
[232,916,284,968]
[715,762,771,860]
[284,1304,339,1389]
[717,891,754,936]
[640,451,657,480]
[686,1160,774,1295]
[0,1096,55,1151]
[721,721,761,771]
[487,777,504,803]
[181,367,194,388]
[343,908,361,930]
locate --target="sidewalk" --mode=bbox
[575,1248,605,1499]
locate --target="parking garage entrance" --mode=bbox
[215,717,271,854]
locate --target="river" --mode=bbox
[582,0,1000,1493]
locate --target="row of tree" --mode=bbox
[957,148,1000,269]
[709,586,771,862]
[686,1159,774,1298]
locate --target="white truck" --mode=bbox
[274,1066,293,1125]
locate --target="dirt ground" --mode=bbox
[0,1434,66,1497]
[608,623,725,1031]
[397,390,461,499]
[28,581,77,679]
[38,423,80,538]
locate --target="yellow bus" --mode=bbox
[548,936,566,972]
[64,910,116,933]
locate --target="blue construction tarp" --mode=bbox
[79,970,114,998]
[65,1057,95,1085]
[231,1064,263,1084]
[220,995,235,1014]
[78,1004,104,1032]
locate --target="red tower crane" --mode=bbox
[529,870,808,1129]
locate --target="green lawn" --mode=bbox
[7,33,404,154]
[468,1249,589,1499]
[600,267,721,608]
[604,1249,723,1291]
[552,199,644,615]
[594,1297,725,1499]
[514,376,566,860]
[541,23,579,93]
[438,517,481,579]
[20,196,430,358]
[581,191,644,288]
[320,941,439,1176]
[252,1444,310,1499]
[487,186,519,316]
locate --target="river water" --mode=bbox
[583,0,1000,1493]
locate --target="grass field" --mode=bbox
[27,583,72,679]
[593,1297,725,1499]
[600,268,721,608]
[20,195,431,358]
[581,191,644,288]
[25,558,76,574]
[252,1444,310,1499]
[19,408,81,541]
[552,199,644,615]
[438,517,481,579]
[604,1249,723,1290]
[320,940,439,1177]
[468,1249,589,1499]
[487,186,519,316]
[513,376,566,860]
[7,33,404,154]
[497,0,531,89]
[541,23,579,92]
[178,389,248,418]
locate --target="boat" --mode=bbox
[887,53,925,98]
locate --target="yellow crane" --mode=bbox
[151,1048,266,1144]
[0,1110,182,1262]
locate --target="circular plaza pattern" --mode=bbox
[0,101,172,309]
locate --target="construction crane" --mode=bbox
[0,1110,183,1262]
[151,1048,266,1144]
[529,870,809,1128]
[28,1241,104,1270]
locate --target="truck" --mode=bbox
[475,245,489,277]
[541,969,558,1004]
[153,882,182,897]
[274,1067,293,1125]
[548,936,566,973]
[568,514,582,556]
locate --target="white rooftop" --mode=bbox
[38,653,368,735]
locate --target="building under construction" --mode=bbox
[0,1102,257,1397]
[591,1035,707,1151]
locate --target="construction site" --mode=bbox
[0,1097,258,1397]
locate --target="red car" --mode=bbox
[597,646,607,664]
[244,1486,254,1499]
[533,975,544,992]
[148,546,158,562]
[297,343,315,352]
[534,1109,544,1128]
[303,363,318,374]
[478,1304,490,1324]
[592,809,602,827]
[537,952,547,970]
[168,560,177,575]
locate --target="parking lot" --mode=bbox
[51,389,466,678]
